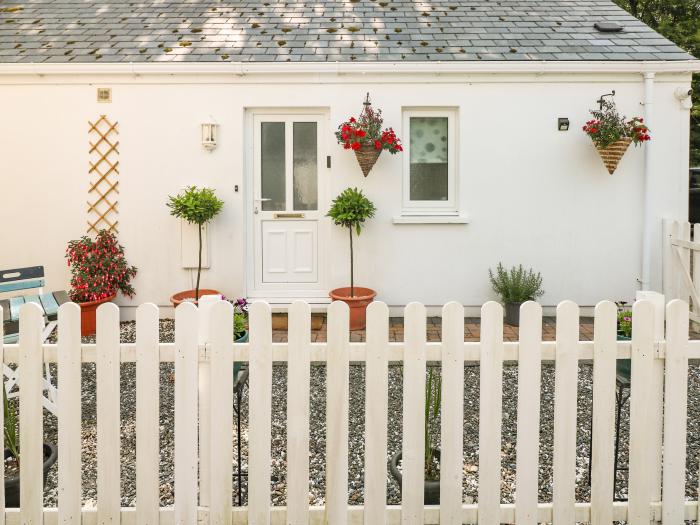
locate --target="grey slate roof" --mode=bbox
[0,0,694,63]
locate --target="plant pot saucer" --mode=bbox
[170,289,222,307]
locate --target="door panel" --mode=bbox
[261,220,318,283]
[252,114,325,295]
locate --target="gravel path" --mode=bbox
[37,320,700,507]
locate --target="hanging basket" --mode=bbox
[593,137,633,175]
[354,145,382,177]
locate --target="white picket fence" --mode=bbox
[0,298,698,524]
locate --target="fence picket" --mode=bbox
[627,300,654,525]
[136,304,160,524]
[174,303,199,525]
[364,301,389,525]
[552,301,579,525]
[326,301,349,525]
[57,302,82,524]
[662,300,689,524]
[478,301,504,524]
[96,302,121,524]
[286,301,311,525]
[0,305,4,525]
[19,303,44,524]
[209,300,234,525]
[440,302,464,525]
[590,301,617,525]
[515,302,542,525]
[249,301,273,525]
[402,302,427,525]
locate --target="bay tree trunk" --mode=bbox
[349,226,354,298]
[196,223,202,301]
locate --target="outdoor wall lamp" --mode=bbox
[201,122,218,152]
[558,118,570,131]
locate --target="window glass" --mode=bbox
[261,122,286,211]
[293,122,318,211]
[409,116,449,201]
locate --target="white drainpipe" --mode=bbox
[640,71,655,290]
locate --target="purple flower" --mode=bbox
[623,316,631,322]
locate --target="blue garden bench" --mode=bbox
[1,266,68,414]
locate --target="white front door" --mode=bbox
[250,113,328,300]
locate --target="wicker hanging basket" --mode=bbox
[354,145,382,177]
[594,137,633,175]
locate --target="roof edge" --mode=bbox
[1,60,699,76]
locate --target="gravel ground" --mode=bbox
[36,320,700,508]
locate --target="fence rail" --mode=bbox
[0,299,697,525]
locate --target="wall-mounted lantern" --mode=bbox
[201,122,218,152]
[557,118,570,131]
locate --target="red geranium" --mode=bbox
[335,96,403,155]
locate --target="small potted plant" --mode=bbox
[66,229,137,336]
[167,186,224,306]
[336,93,403,177]
[582,95,650,174]
[615,301,633,382]
[389,366,442,504]
[231,298,249,343]
[327,187,377,330]
[3,388,57,507]
[488,263,544,326]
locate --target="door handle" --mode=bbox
[254,197,271,214]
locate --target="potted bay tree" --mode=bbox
[327,187,376,330]
[167,186,224,306]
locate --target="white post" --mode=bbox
[636,291,665,523]
[197,294,223,509]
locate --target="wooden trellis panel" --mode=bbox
[88,116,119,233]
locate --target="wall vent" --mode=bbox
[97,87,112,103]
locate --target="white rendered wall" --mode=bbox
[0,70,692,311]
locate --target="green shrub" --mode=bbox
[488,263,544,304]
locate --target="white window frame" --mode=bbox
[401,108,458,216]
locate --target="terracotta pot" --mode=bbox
[78,293,116,336]
[170,289,222,307]
[329,287,376,330]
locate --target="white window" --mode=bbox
[402,108,458,216]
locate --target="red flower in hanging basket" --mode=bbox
[582,97,651,174]
[336,94,403,176]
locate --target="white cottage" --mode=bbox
[1,0,699,316]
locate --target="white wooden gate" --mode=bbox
[663,218,700,324]
[0,298,696,524]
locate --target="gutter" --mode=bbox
[0,60,699,76]
[640,71,655,291]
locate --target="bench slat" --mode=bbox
[0,279,45,294]
[40,293,60,318]
[9,297,25,321]
[0,266,44,284]
[53,290,70,306]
